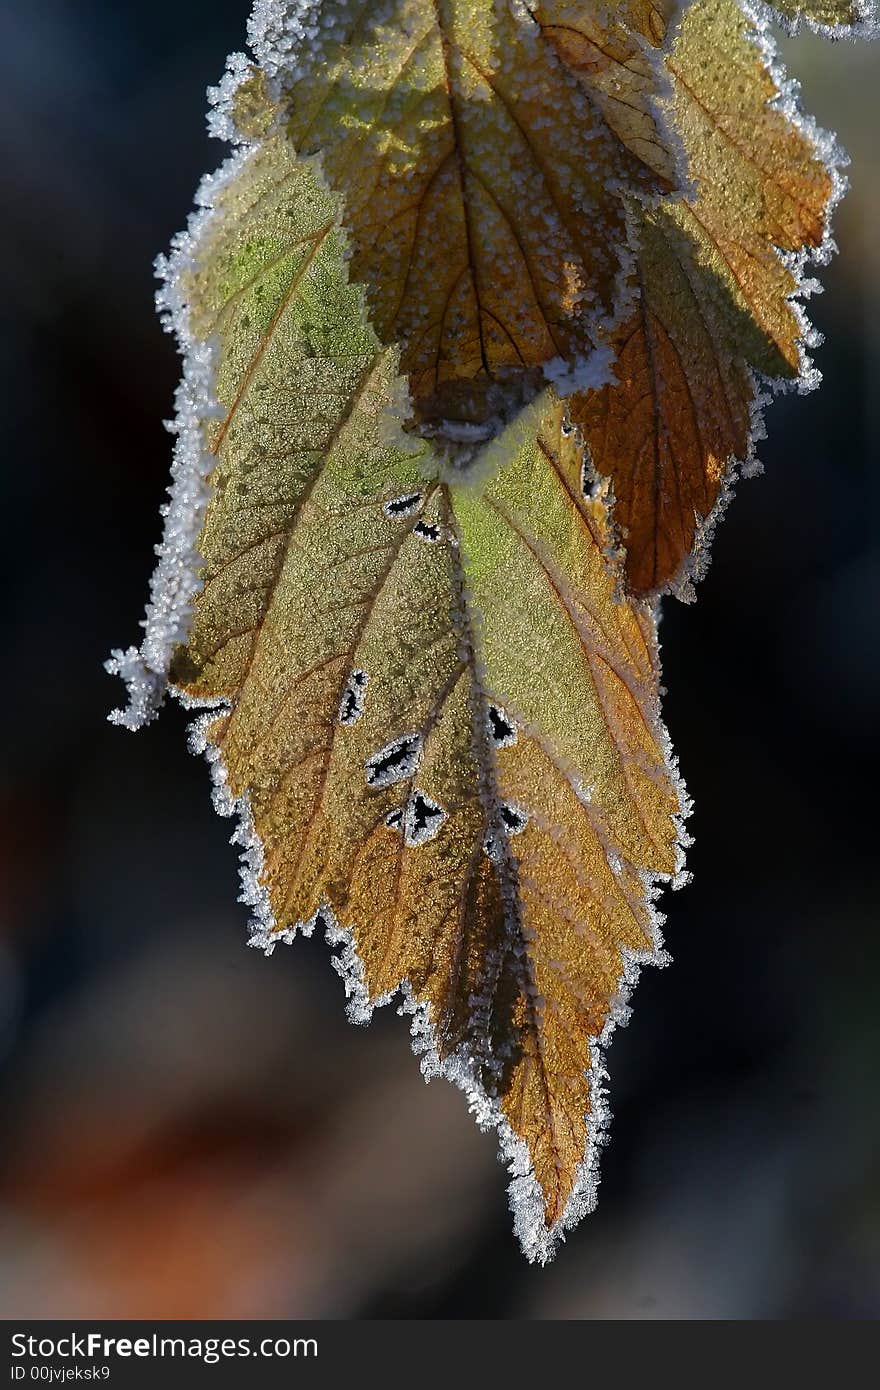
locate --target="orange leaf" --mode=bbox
[570,0,838,595]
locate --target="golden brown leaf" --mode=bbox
[570,0,837,595]
[108,0,869,1262]
[529,0,682,184]
[268,0,679,435]
[157,139,684,1255]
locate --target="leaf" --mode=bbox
[156,136,685,1259]
[768,0,877,30]
[527,0,682,186]
[262,0,681,436]
[108,0,868,1262]
[569,0,839,596]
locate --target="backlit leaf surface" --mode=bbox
[164,139,684,1256]
[264,0,680,435]
[107,0,870,1259]
[529,0,681,183]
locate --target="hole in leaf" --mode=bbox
[487,704,516,747]
[404,790,447,847]
[338,669,368,726]
[412,520,441,543]
[500,803,528,836]
[365,733,422,789]
[384,492,422,518]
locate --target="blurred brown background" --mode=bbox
[1,3,878,1319]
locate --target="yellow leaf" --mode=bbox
[163,139,686,1257]
[570,0,838,595]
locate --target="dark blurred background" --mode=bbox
[1,2,878,1319]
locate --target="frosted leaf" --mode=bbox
[106,0,864,1265]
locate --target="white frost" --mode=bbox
[106,336,221,730]
[106,91,260,727]
[542,342,616,397]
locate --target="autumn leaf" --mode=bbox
[258,0,683,437]
[113,134,685,1258]
[108,0,870,1260]
[570,0,842,596]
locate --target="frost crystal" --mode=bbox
[106,142,256,729]
[106,334,222,730]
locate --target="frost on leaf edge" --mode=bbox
[756,0,878,40]
[105,136,252,729]
[106,53,293,730]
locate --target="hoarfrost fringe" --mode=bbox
[106,87,259,729]
[188,708,279,943]
[104,0,761,1261]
